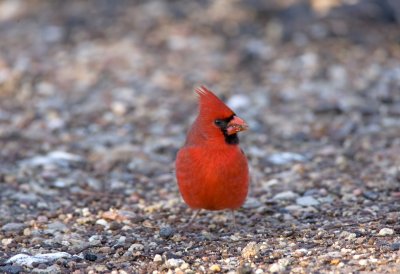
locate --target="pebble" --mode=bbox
[159,226,175,239]
[2,238,13,246]
[241,241,260,259]
[95,219,109,227]
[237,265,253,274]
[227,94,251,110]
[267,152,306,165]
[209,264,221,272]
[94,265,108,272]
[378,228,394,236]
[20,151,84,168]
[0,265,24,274]
[32,265,61,274]
[273,191,299,200]
[37,215,48,223]
[180,263,189,270]
[6,252,72,267]
[269,261,286,272]
[11,192,39,204]
[165,258,185,269]
[128,243,144,251]
[294,248,308,257]
[243,197,262,209]
[47,221,68,232]
[339,231,357,240]
[390,242,400,251]
[88,235,102,244]
[1,222,27,232]
[296,196,320,206]
[363,191,379,201]
[359,259,368,266]
[84,253,97,261]
[153,254,163,264]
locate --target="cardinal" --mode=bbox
[175,86,249,226]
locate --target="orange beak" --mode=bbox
[226,116,248,135]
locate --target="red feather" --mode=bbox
[176,87,249,210]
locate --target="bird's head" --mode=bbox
[195,86,248,145]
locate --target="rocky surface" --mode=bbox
[0,1,400,273]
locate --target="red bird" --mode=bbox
[175,86,249,225]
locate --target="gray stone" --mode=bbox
[2,222,27,232]
[267,152,307,165]
[6,252,72,267]
[47,221,68,232]
[296,196,320,206]
[273,191,299,201]
[159,226,174,239]
[128,243,144,251]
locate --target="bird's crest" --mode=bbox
[195,86,235,118]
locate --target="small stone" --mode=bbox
[293,248,308,257]
[110,101,127,115]
[94,265,107,272]
[37,215,48,223]
[84,253,97,261]
[296,196,320,206]
[241,241,260,259]
[165,258,184,269]
[47,221,68,232]
[153,254,163,264]
[227,94,251,110]
[273,191,299,200]
[209,264,221,272]
[23,228,31,236]
[0,265,24,274]
[330,259,340,265]
[53,180,68,188]
[267,152,306,165]
[359,259,368,266]
[101,210,127,222]
[6,252,72,267]
[353,188,363,196]
[180,263,189,270]
[95,219,109,227]
[269,262,284,273]
[21,151,84,168]
[363,191,379,201]
[390,242,400,251]
[237,265,253,274]
[378,228,394,236]
[116,236,126,245]
[88,235,102,244]
[269,258,290,272]
[109,222,122,231]
[243,197,262,209]
[2,238,13,246]
[339,231,357,240]
[159,226,175,239]
[98,247,111,253]
[1,222,27,232]
[128,243,144,251]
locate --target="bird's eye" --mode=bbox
[214,119,225,127]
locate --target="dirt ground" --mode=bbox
[1,1,400,273]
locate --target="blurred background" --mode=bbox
[0,0,400,213]
[1,0,400,271]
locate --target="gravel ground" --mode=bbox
[1,1,400,273]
